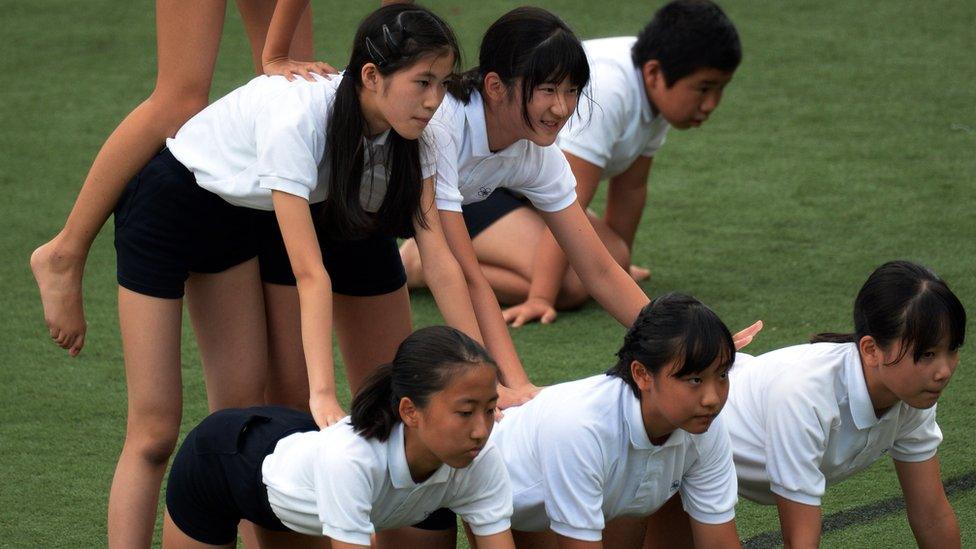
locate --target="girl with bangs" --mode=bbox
[399,6,762,406]
[718,260,965,548]
[101,5,480,546]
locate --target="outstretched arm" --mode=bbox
[689,519,740,548]
[895,456,960,549]
[773,496,821,549]
[272,191,344,427]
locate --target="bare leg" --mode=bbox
[604,516,648,548]
[644,494,694,549]
[184,258,269,411]
[333,286,413,396]
[376,527,456,549]
[512,529,559,549]
[31,0,228,357]
[109,288,184,548]
[262,283,309,410]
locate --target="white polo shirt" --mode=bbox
[261,420,512,546]
[725,344,943,506]
[427,91,577,213]
[167,74,435,212]
[491,374,737,542]
[556,37,670,178]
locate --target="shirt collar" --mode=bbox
[367,129,390,147]
[624,386,687,450]
[464,91,526,159]
[633,67,654,124]
[844,344,886,429]
[387,423,451,489]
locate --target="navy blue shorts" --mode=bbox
[114,149,407,299]
[166,406,319,545]
[461,188,528,239]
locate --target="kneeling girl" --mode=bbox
[163,326,515,548]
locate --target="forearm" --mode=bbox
[295,271,336,398]
[603,183,646,249]
[424,259,481,341]
[468,276,530,387]
[579,257,647,326]
[262,0,311,65]
[909,504,960,549]
[527,228,569,304]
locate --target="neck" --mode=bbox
[857,349,898,416]
[358,88,391,138]
[402,425,442,483]
[640,396,674,445]
[483,101,520,152]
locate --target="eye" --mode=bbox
[687,377,703,386]
[568,87,580,95]
[417,79,430,88]
[719,369,731,380]
[538,85,556,94]
[921,351,936,360]
[485,408,496,418]
[457,410,473,417]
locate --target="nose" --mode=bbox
[933,356,957,383]
[551,92,571,119]
[424,86,443,111]
[471,413,490,441]
[701,90,722,115]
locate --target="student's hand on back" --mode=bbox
[732,320,763,351]
[310,391,347,428]
[497,383,542,412]
[263,57,338,82]
[502,297,558,327]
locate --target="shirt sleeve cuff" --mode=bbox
[770,484,822,507]
[558,142,608,169]
[466,518,511,538]
[684,506,735,525]
[890,448,938,463]
[549,521,602,542]
[435,198,463,212]
[531,190,578,213]
[321,525,371,547]
[259,176,312,200]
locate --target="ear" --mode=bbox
[398,397,420,428]
[630,360,655,392]
[361,62,382,92]
[482,71,509,104]
[858,335,883,369]
[641,60,664,91]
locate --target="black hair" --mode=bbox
[632,0,741,86]
[607,293,735,397]
[447,6,590,127]
[350,326,498,441]
[320,4,460,239]
[811,261,966,363]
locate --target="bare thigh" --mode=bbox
[262,282,309,410]
[471,206,545,279]
[185,258,269,411]
[512,529,559,549]
[333,286,413,396]
[644,494,694,549]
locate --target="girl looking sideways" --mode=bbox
[162,326,515,549]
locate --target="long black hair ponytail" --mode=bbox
[322,4,460,239]
[351,326,497,441]
[811,260,966,362]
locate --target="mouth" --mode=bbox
[539,119,562,132]
[413,116,431,125]
[466,446,484,458]
[693,413,718,424]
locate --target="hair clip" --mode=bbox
[382,24,399,51]
[365,37,387,67]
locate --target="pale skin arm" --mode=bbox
[271,191,345,427]
[689,519,741,548]
[604,156,652,253]
[773,495,822,549]
[261,0,337,80]
[439,210,539,406]
[474,531,517,549]
[412,177,481,338]
[503,152,604,327]
[894,456,961,548]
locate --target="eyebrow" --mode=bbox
[454,396,499,405]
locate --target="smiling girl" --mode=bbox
[162,326,515,549]
[105,4,476,545]
[718,260,965,548]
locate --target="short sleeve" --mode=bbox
[448,443,514,537]
[537,414,606,541]
[418,126,438,181]
[512,146,577,213]
[679,417,737,524]
[313,443,375,546]
[640,121,669,158]
[426,119,464,212]
[254,80,328,200]
[890,405,943,463]
[556,64,629,169]
[764,382,833,506]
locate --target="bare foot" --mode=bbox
[30,240,87,356]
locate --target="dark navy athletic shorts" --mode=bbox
[461,188,528,239]
[166,406,318,545]
[114,149,407,298]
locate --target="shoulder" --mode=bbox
[319,421,385,470]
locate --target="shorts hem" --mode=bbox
[117,275,185,299]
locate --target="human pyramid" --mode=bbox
[29,1,965,548]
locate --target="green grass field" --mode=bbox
[2,0,974,547]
